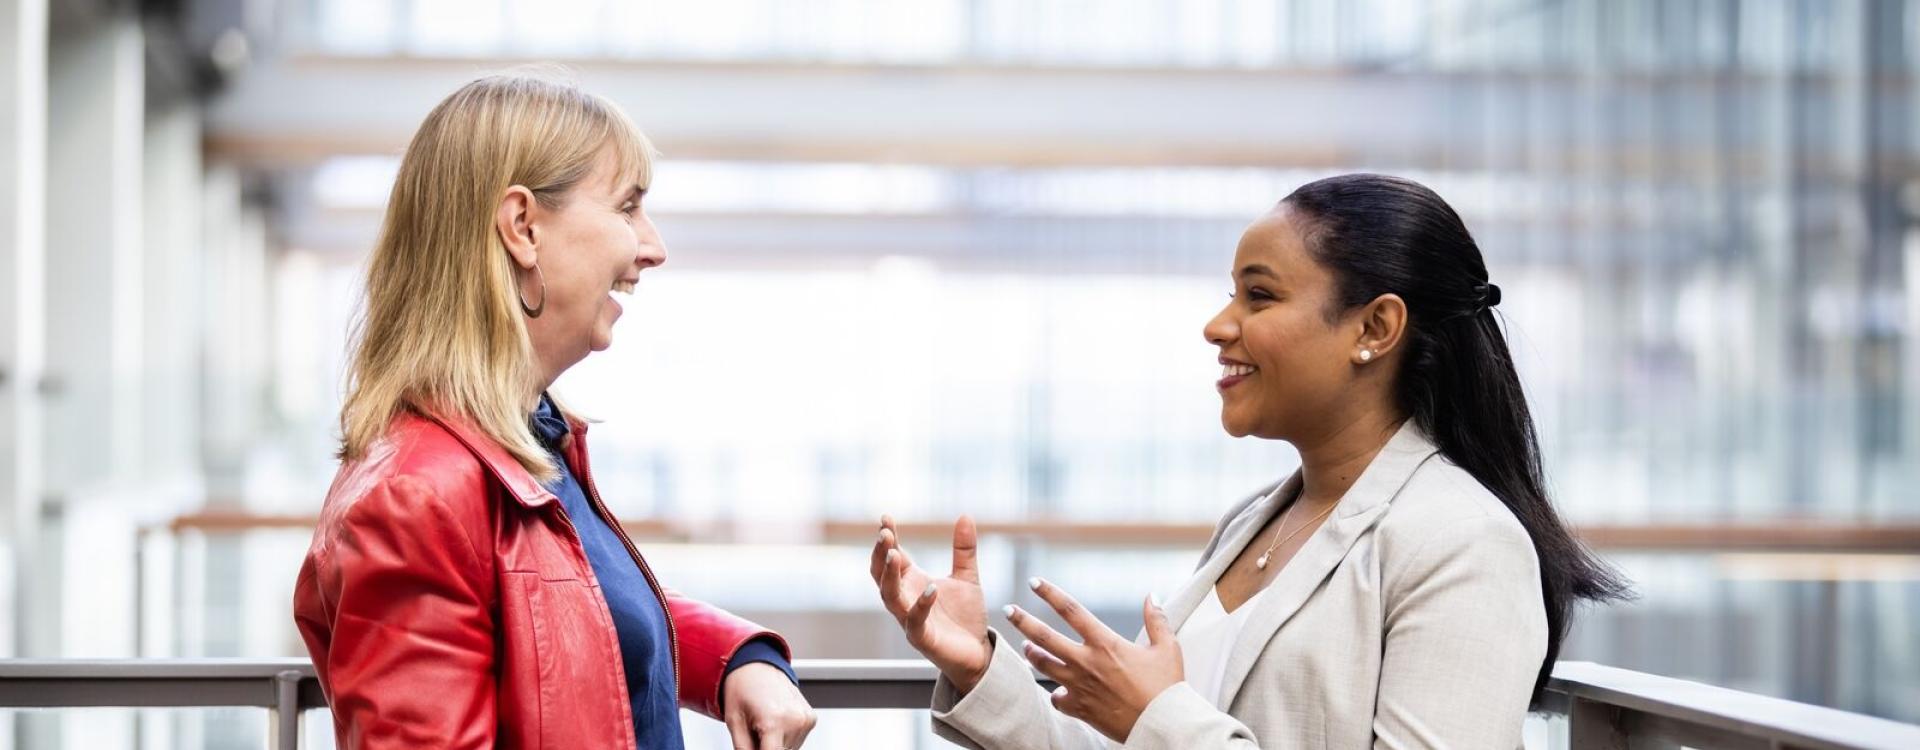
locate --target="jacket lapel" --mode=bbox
[1214,422,1441,710]
[1163,475,1298,632]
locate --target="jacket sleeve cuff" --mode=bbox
[930,628,1045,748]
[1121,681,1258,749]
[715,637,798,714]
[724,637,797,683]
[663,590,792,719]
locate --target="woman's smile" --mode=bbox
[608,274,639,315]
[1217,358,1257,391]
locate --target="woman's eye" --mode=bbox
[1246,288,1275,302]
[620,202,638,215]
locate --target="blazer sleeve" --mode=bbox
[1370,513,1548,749]
[666,587,794,719]
[293,476,499,749]
[927,628,1118,750]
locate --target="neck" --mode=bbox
[529,338,573,408]
[1293,407,1403,506]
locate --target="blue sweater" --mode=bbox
[532,394,794,748]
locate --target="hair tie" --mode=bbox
[1477,283,1501,312]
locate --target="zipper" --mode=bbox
[571,432,681,696]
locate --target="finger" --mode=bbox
[755,726,784,750]
[878,549,911,618]
[1020,638,1073,683]
[869,526,903,583]
[950,515,980,584]
[1003,603,1087,663]
[1028,577,1115,646]
[790,709,817,748]
[868,530,890,584]
[890,545,925,611]
[870,517,899,581]
[1048,684,1076,715]
[1143,593,1174,647]
[889,536,917,570]
[906,582,938,634]
[725,712,753,750]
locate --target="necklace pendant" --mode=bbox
[1255,553,1270,570]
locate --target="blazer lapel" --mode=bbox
[1163,475,1301,631]
[1214,422,1441,710]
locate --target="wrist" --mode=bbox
[949,634,993,695]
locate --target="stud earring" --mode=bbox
[1359,349,1373,362]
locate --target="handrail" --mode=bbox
[151,510,1920,553]
[1548,662,1920,750]
[1,659,1916,749]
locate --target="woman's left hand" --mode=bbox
[722,662,817,750]
[1005,578,1184,743]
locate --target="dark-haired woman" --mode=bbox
[869,174,1629,749]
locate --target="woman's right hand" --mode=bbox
[870,514,993,693]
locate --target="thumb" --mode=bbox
[950,515,981,584]
[1143,594,1174,647]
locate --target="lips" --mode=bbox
[1217,360,1256,390]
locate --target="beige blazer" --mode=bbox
[929,423,1548,749]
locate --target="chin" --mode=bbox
[1220,411,1253,438]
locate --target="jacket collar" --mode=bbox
[1162,420,1441,708]
[421,409,564,509]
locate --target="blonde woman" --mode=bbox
[870,174,1628,748]
[294,73,816,749]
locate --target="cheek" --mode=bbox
[1244,317,1339,395]
[1240,316,1301,372]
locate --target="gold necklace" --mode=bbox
[1254,498,1339,570]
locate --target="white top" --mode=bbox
[1176,584,1269,707]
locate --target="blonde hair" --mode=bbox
[339,70,653,481]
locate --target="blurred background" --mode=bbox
[1,0,1918,747]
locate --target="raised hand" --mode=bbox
[870,514,993,693]
[1004,578,1184,743]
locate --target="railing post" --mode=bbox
[271,669,302,750]
[1567,695,1625,750]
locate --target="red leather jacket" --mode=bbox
[294,410,787,748]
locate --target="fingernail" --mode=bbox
[1028,576,1043,591]
[922,584,936,599]
[885,550,896,563]
[1002,604,1017,619]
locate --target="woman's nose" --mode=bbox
[1203,306,1236,346]
[637,241,665,269]
[635,220,666,268]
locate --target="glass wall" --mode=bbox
[8,0,1918,747]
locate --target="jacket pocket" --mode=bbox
[497,572,545,748]
[500,570,630,749]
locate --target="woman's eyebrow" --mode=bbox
[1237,264,1277,279]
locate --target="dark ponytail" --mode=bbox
[1282,173,1632,706]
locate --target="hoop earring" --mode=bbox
[518,265,546,318]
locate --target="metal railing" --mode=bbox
[2,659,1917,749]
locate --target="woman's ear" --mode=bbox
[1353,293,1407,365]
[496,185,539,269]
